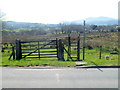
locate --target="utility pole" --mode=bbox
[83,20,86,60]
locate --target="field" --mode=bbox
[1,48,118,67]
[1,31,119,67]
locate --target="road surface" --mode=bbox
[2,67,118,88]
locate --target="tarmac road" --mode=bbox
[2,67,118,88]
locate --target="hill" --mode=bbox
[70,16,118,25]
[2,21,57,30]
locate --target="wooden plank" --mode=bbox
[40,51,57,53]
[44,44,55,45]
[40,47,56,49]
[22,52,39,53]
[40,54,57,55]
[21,40,57,43]
[21,44,39,47]
[22,49,37,50]
[20,41,39,43]
[26,56,57,58]
[22,54,39,56]
[40,56,57,58]
[21,44,55,46]
[22,47,56,50]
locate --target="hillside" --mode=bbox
[2,16,118,30]
[70,16,118,25]
[2,21,57,30]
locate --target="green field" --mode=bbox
[1,32,119,67]
[1,46,118,67]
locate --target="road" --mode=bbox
[2,67,118,88]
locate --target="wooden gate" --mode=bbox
[16,39,58,60]
[64,33,81,61]
[9,34,81,61]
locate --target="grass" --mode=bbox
[1,47,118,67]
[1,32,118,67]
[1,49,75,67]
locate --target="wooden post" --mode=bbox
[12,46,15,60]
[16,40,22,60]
[83,20,86,60]
[38,41,40,59]
[99,46,102,59]
[56,38,59,59]
[67,34,71,61]
[58,39,64,61]
[77,34,80,61]
[8,46,15,60]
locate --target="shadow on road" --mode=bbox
[90,61,103,72]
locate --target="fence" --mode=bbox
[4,31,118,61]
[8,34,82,61]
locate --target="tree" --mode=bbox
[0,11,6,21]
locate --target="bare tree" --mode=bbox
[0,10,6,21]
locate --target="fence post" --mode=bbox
[67,34,71,61]
[38,41,40,59]
[16,39,22,60]
[99,46,102,59]
[83,20,86,60]
[8,46,15,60]
[58,39,64,61]
[56,38,59,59]
[12,46,15,60]
[77,34,80,61]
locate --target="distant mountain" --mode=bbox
[2,21,57,30]
[2,16,117,30]
[70,16,118,25]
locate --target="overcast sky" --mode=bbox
[0,0,119,24]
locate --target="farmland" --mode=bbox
[1,21,119,67]
[1,29,118,67]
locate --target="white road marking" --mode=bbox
[56,73,60,82]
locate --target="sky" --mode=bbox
[0,0,119,24]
